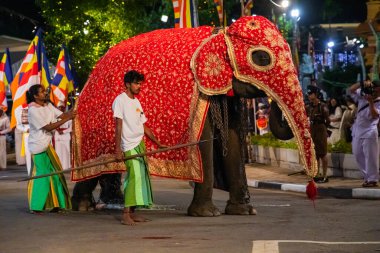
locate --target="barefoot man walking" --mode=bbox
[113,70,166,225]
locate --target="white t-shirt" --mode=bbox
[28,103,62,154]
[112,92,147,152]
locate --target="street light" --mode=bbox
[327,41,335,48]
[290,8,300,21]
[269,0,290,9]
[161,15,168,23]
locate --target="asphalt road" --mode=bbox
[1,167,380,253]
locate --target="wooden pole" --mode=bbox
[18,138,215,182]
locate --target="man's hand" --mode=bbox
[62,109,77,120]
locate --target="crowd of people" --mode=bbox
[305,79,379,187]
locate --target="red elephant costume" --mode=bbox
[72,16,318,182]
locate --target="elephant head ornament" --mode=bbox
[72,16,317,183]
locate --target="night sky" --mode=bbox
[0,0,370,39]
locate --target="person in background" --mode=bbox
[256,103,270,135]
[0,106,11,169]
[54,102,72,171]
[26,84,75,213]
[15,103,32,175]
[349,80,380,188]
[327,97,343,144]
[339,96,357,143]
[306,85,330,183]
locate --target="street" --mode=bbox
[1,166,380,253]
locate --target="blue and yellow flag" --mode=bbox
[51,44,76,106]
[0,48,13,111]
[34,28,51,89]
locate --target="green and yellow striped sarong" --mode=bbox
[123,141,153,208]
[27,145,71,211]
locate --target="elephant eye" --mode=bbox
[252,50,271,66]
[247,47,275,71]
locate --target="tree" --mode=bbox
[36,0,243,87]
[36,0,173,86]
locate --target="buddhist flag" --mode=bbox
[0,48,13,111]
[10,43,39,128]
[50,44,76,106]
[172,0,198,28]
[213,0,223,26]
[34,28,52,89]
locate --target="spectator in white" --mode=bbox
[327,97,343,144]
[0,106,11,169]
[350,80,380,187]
[15,103,32,175]
[54,102,72,170]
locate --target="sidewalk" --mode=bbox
[246,162,380,200]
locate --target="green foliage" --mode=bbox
[250,132,298,150]
[251,133,353,154]
[276,15,293,42]
[328,140,352,154]
[36,0,173,87]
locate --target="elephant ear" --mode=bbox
[191,31,233,95]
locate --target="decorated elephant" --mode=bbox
[71,16,317,216]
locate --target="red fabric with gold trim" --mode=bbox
[225,16,317,177]
[191,32,233,95]
[72,27,213,182]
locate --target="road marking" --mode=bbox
[252,240,380,253]
[256,204,291,207]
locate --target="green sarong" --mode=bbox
[28,145,71,211]
[123,141,153,208]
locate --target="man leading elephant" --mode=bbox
[113,70,166,225]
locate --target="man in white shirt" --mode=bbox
[54,102,72,170]
[15,104,32,175]
[0,107,11,169]
[113,70,166,225]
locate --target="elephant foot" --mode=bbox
[225,202,257,215]
[71,197,94,212]
[187,201,221,217]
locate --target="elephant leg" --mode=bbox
[223,128,257,215]
[187,116,221,217]
[71,178,99,211]
[99,173,124,204]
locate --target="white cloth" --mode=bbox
[28,103,62,154]
[54,120,72,170]
[112,93,147,152]
[0,114,11,169]
[15,106,32,174]
[14,129,26,165]
[328,106,342,144]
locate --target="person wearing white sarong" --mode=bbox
[54,104,72,170]
[15,105,32,175]
[0,107,11,169]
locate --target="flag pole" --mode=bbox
[18,138,216,182]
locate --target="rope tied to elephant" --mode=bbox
[209,96,229,156]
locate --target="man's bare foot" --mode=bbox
[121,211,136,226]
[131,213,151,222]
